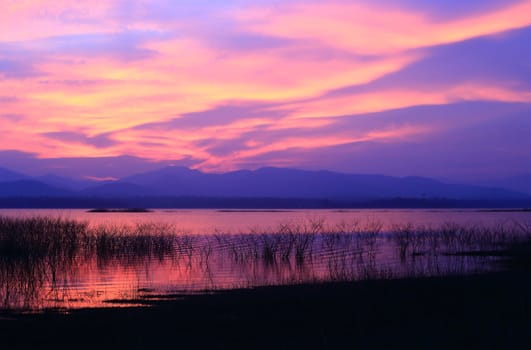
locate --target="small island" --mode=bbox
[87,208,153,213]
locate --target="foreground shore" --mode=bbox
[1,268,531,349]
[1,216,531,349]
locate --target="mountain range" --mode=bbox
[0,166,530,202]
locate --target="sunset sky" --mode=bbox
[1,0,530,180]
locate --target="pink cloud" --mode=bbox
[235,1,531,55]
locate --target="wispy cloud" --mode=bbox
[42,131,117,148]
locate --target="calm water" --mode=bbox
[1,209,530,233]
[0,209,530,312]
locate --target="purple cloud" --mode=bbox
[371,0,522,19]
[0,59,40,78]
[42,131,117,149]
[0,114,25,122]
[0,96,19,103]
[325,26,531,98]
[134,102,291,131]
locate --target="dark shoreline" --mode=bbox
[2,224,531,349]
[2,196,531,209]
[2,270,531,349]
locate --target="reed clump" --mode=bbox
[0,216,88,259]
[0,217,178,262]
[90,223,177,263]
[1,216,529,267]
[388,221,531,261]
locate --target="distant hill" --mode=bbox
[480,175,531,195]
[81,182,153,197]
[113,166,527,200]
[35,174,100,191]
[0,180,73,197]
[0,166,528,202]
[0,167,28,182]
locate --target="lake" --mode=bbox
[1,208,530,233]
[0,209,530,312]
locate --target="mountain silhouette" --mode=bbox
[0,166,528,201]
[0,167,29,182]
[36,174,101,191]
[111,166,526,199]
[82,182,153,197]
[0,180,73,197]
[479,174,531,195]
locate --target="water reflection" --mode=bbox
[0,217,529,312]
